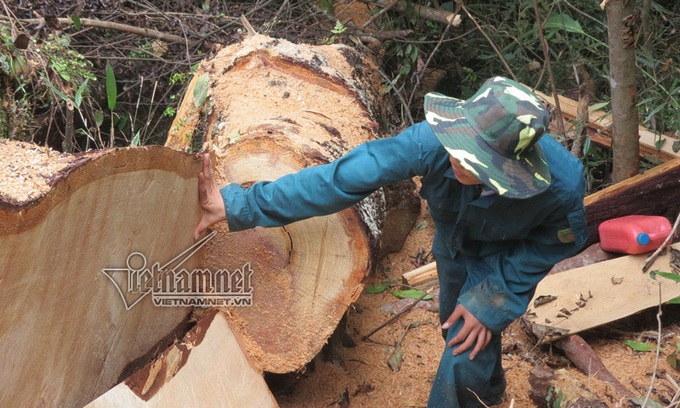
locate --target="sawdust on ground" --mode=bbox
[273,199,680,407]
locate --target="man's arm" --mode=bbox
[218,122,435,232]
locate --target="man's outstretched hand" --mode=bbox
[443,303,492,360]
[194,154,227,240]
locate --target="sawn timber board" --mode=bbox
[525,243,680,342]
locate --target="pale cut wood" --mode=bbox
[85,311,278,408]
[402,261,438,288]
[0,145,202,408]
[524,243,680,343]
[533,88,679,161]
[166,34,420,373]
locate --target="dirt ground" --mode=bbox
[270,200,680,408]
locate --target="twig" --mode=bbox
[643,211,680,272]
[0,16,197,45]
[533,0,566,137]
[406,10,455,109]
[641,284,663,408]
[459,2,516,81]
[362,290,431,341]
[360,0,398,30]
[240,14,258,36]
[370,0,462,27]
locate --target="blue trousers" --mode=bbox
[427,238,506,408]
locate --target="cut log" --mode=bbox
[524,243,680,343]
[85,310,278,408]
[0,141,202,407]
[166,34,420,373]
[583,157,680,245]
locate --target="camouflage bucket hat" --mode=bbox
[425,76,551,199]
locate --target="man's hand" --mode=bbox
[442,303,492,360]
[194,154,227,240]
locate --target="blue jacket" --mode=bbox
[220,121,588,333]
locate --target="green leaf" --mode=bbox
[131,131,140,147]
[74,78,88,108]
[391,289,433,300]
[105,62,117,111]
[365,280,395,294]
[94,110,104,127]
[543,13,585,35]
[624,340,654,352]
[193,73,210,107]
[71,16,81,30]
[666,296,680,304]
[39,73,71,102]
[588,101,609,112]
[650,270,680,283]
[630,397,664,408]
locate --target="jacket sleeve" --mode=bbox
[457,202,588,333]
[221,122,434,231]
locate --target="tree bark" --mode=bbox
[166,34,420,373]
[583,157,680,246]
[606,0,640,183]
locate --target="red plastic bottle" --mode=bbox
[598,215,672,255]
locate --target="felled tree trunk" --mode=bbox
[0,141,202,407]
[166,34,420,373]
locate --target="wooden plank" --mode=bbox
[85,311,278,408]
[524,243,680,342]
[402,262,437,288]
[533,89,679,161]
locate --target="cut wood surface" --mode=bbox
[0,142,201,407]
[402,261,438,288]
[524,243,680,343]
[85,311,278,408]
[166,34,420,373]
[533,88,679,161]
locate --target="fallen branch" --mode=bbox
[0,16,198,45]
[371,0,462,27]
[554,334,634,399]
[363,289,431,341]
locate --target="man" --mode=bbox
[194,76,588,407]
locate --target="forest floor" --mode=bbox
[270,201,680,408]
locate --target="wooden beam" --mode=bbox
[533,88,679,162]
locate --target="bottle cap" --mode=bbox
[636,233,651,245]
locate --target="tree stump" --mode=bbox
[166,34,420,373]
